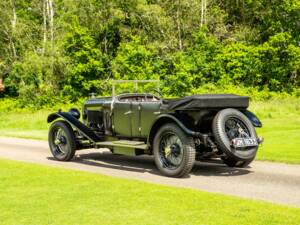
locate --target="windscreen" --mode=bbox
[112,80,160,97]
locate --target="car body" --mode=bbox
[48,80,263,177]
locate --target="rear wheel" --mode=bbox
[48,121,76,161]
[153,123,195,177]
[212,108,258,166]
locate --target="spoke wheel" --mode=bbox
[159,132,184,170]
[212,108,258,162]
[225,117,251,140]
[48,121,76,161]
[153,123,195,177]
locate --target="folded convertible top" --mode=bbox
[161,94,249,110]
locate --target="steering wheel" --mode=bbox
[149,88,162,97]
[144,93,160,102]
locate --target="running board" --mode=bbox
[96,140,148,156]
[96,140,148,150]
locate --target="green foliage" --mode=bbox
[259,33,300,91]
[0,0,299,106]
[63,26,110,100]
[214,43,263,86]
[112,37,160,80]
[3,51,67,106]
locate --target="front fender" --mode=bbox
[47,112,61,123]
[47,111,103,142]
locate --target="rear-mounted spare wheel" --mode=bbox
[212,108,258,162]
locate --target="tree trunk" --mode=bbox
[11,0,17,59]
[42,0,47,55]
[48,0,54,47]
[204,0,207,25]
[200,0,207,27]
[201,0,204,26]
[176,0,182,50]
[48,0,54,80]
[11,0,17,30]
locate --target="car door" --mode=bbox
[113,100,132,137]
[140,101,161,138]
[130,102,141,137]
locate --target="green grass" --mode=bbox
[248,99,300,163]
[255,117,300,163]
[0,99,299,163]
[0,109,50,140]
[0,158,299,225]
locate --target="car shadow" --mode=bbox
[79,152,157,173]
[47,151,252,177]
[191,161,252,177]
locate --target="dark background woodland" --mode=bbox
[0,0,299,106]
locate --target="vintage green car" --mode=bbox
[47,80,263,177]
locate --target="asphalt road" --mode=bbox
[0,137,299,208]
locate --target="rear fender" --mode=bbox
[243,110,262,127]
[147,114,198,146]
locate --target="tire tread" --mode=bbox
[48,120,76,161]
[153,123,195,177]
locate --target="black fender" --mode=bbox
[242,110,262,127]
[47,112,103,142]
[147,113,201,146]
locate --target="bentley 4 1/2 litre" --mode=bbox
[48,80,263,177]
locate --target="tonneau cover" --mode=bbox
[161,94,249,110]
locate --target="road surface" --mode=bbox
[0,137,299,207]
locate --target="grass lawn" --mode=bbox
[0,158,299,225]
[0,99,299,163]
[255,117,300,163]
[249,99,300,163]
[0,109,51,140]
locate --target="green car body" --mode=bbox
[47,82,263,177]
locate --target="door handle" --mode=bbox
[124,110,132,115]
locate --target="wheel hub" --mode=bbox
[170,144,180,156]
[164,144,180,157]
[164,146,171,157]
[225,118,250,139]
[54,136,66,145]
[160,133,184,169]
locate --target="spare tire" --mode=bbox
[212,108,258,161]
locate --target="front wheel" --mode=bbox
[48,120,76,161]
[153,123,195,177]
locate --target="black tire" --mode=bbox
[212,108,258,162]
[48,120,76,161]
[153,123,195,177]
[222,157,254,168]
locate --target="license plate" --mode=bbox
[231,138,258,148]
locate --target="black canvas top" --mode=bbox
[161,94,249,110]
